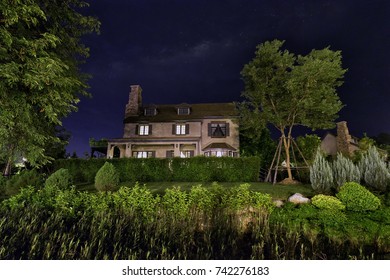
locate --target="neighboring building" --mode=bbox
[106,85,239,158]
[321,121,360,156]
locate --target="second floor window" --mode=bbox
[172,124,189,135]
[208,122,229,138]
[137,124,151,135]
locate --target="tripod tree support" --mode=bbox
[265,136,309,184]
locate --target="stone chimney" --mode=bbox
[125,85,142,117]
[336,121,353,155]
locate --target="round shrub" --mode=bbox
[336,182,381,212]
[44,168,73,190]
[311,194,345,211]
[94,162,120,192]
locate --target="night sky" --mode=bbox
[62,0,390,156]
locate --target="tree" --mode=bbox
[0,0,100,175]
[240,40,347,181]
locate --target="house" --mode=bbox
[321,121,360,156]
[106,85,240,158]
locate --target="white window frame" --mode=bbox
[176,124,186,135]
[139,125,149,135]
[177,107,190,115]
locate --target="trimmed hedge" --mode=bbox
[311,194,345,211]
[52,156,261,183]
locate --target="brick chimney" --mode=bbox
[125,85,142,117]
[336,121,353,155]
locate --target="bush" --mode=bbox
[358,146,390,192]
[332,153,360,191]
[94,162,120,192]
[44,168,73,190]
[310,150,333,194]
[161,186,189,218]
[311,194,345,211]
[5,169,43,196]
[336,182,381,212]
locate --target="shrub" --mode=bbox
[358,146,390,192]
[310,150,333,194]
[161,186,189,218]
[94,162,119,192]
[44,168,73,190]
[5,169,43,196]
[112,184,158,219]
[252,192,275,212]
[188,184,215,213]
[336,182,381,212]
[332,153,360,191]
[311,194,345,211]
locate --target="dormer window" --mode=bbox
[144,107,157,116]
[177,107,190,115]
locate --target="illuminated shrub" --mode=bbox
[311,194,345,211]
[336,182,381,212]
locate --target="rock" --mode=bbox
[273,200,284,208]
[288,193,310,204]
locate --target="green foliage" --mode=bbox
[44,168,73,190]
[311,194,345,211]
[161,186,189,218]
[332,153,361,190]
[0,182,389,260]
[296,134,321,163]
[0,0,100,173]
[239,127,276,166]
[188,185,216,213]
[0,176,6,196]
[94,162,120,192]
[53,157,261,183]
[5,169,43,196]
[112,184,158,220]
[336,182,381,212]
[310,150,333,194]
[358,146,390,192]
[240,39,346,180]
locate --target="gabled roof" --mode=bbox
[124,102,238,123]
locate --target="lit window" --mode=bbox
[132,151,155,158]
[176,124,186,135]
[180,150,194,158]
[138,125,150,135]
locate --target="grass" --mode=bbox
[76,181,314,200]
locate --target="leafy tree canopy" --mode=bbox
[240,40,347,180]
[0,0,100,175]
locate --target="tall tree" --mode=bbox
[0,0,100,175]
[240,40,346,181]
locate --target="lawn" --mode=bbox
[77,181,314,200]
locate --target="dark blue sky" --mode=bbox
[63,0,390,156]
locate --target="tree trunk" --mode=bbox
[282,136,293,180]
[3,158,12,177]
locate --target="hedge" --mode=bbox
[52,157,261,183]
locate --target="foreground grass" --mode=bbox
[77,181,314,200]
[0,184,389,260]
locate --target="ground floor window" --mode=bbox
[180,150,194,158]
[204,151,238,157]
[132,151,155,158]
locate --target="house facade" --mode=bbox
[106,85,240,158]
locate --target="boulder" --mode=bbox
[288,193,310,204]
[273,200,284,208]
